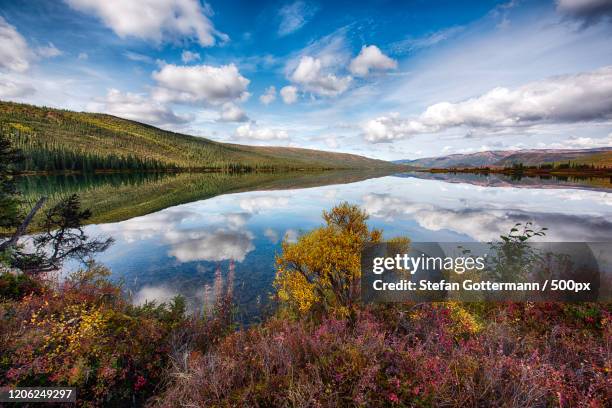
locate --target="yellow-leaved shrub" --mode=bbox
[274,202,408,319]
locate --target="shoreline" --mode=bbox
[14,166,403,177]
[419,168,612,178]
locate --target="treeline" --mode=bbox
[508,162,606,171]
[4,125,273,173]
[443,162,610,172]
[17,146,172,173]
[5,125,172,172]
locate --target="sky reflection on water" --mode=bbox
[74,174,612,320]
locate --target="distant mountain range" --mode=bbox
[395,147,612,168]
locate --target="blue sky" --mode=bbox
[0,0,611,160]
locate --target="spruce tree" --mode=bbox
[0,128,22,229]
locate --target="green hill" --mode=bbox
[0,101,393,172]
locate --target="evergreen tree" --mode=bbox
[0,128,22,229]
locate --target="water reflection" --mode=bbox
[43,172,611,321]
[398,171,612,191]
[362,192,612,242]
[166,229,254,263]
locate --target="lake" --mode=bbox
[19,171,612,321]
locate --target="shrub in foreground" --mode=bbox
[0,264,232,407]
[151,302,610,407]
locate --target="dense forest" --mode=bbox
[0,101,394,173]
[8,130,172,172]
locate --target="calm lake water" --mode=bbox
[20,171,612,321]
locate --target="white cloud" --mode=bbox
[278,1,318,36]
[388,26,464,54]
[259,86,276,104]
[420,66,612,125]
[0,16,31,72]
[0,18,78,101]
[64,0,228,46]
[325,136,339,149]
[217,102,248,122]
[349,45,397,77]
[0,76,35,98]
[124,51,154,63]
[282,27,354,98]
[152,63,250,105]
[541,134,612,149]
[280,85,298,104]
[290,56,352,96]
[286,26,351,71]
[364,66,612,142]
[181,50,200,63]
[556,0,612,24]
[36,43,62,58]
[93,88,191,126]
[362,113,430,143]
[78,52,88,60]
[234,122,289,141]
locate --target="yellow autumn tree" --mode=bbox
[274,202,408,318]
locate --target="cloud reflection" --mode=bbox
[264,227,280,244]
[223,212,252,229]
[132,285,179,306]
[99,208,200,242]
[284,229,299,243]
[239,195,289,213]
[363,193,612,242]
[165,229,254,262]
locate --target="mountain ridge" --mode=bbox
[395,147,612,168]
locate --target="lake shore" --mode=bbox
[421,167,612,178]
[14,165,406,177]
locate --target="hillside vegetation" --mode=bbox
[571,150,612,167]
[0,101,393,172]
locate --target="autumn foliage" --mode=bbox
[0,265,180,405]
[275,202,401,318]
[152,302,610,407]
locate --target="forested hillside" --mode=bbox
[0,101,393,172]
